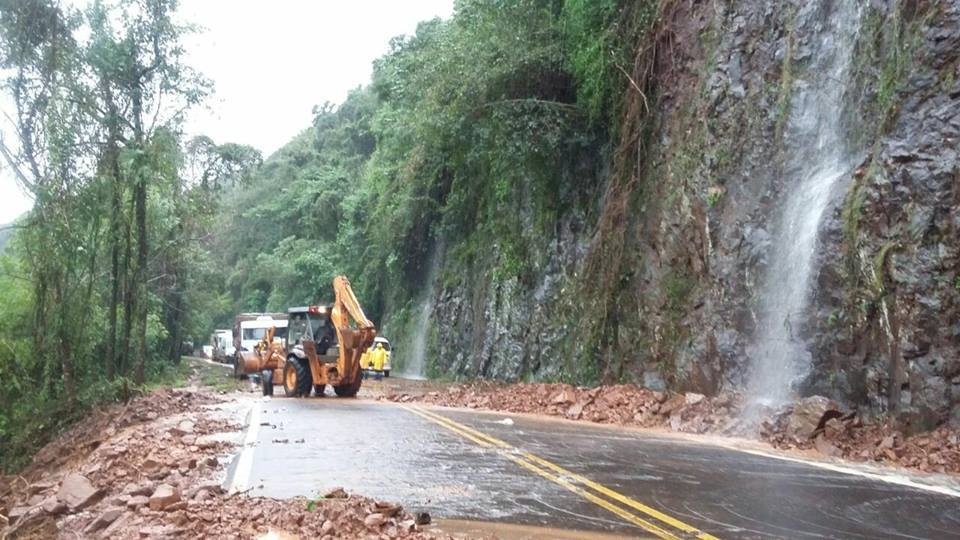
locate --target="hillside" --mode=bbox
[212,0,960,428]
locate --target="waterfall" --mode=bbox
[745,2,863,412]
[401,246,442,379]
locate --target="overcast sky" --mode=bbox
[0,0,453,224]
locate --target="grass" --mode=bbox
[146,356,244,393]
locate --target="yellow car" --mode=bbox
[360,336,392,377]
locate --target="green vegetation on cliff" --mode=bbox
[210,0,661,380]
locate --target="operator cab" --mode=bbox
[286,305,336,357]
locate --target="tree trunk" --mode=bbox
[105,139,122,379]
[133,177,148,384]
[120,198,133,376]
[166,286,184,364]
[54,274,76,411]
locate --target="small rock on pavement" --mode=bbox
[148,484,181,511]
[415,511,432,525]
[84,508,123,534]
[57,473,102,511]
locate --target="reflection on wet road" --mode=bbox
[228,396,960,539]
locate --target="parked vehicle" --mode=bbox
[231,313,288,378]
[360,336,392,377]
[210,329,233,363]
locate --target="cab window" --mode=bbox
[288,314,311,344]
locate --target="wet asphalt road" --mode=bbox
[227,394,960,539]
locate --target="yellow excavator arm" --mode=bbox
[330,275,376,384]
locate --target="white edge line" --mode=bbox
[730,445,960,498]
[228,399,262,493]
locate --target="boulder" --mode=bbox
[814,434,840,457]
[786,396,839,442]
[148,484,180,511]
[363,513,386,528]
[41,497,67,515]
[565,402,584,420]
[57,473,102,512]
[659,394,686,416]
[84,508,122,534]
[551,389,574,405]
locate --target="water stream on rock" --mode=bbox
[401,246,442,379]
[745,2,863,414]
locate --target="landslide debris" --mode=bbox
[761,398,960,475]
[385,382,960,476]
[0,384,456,539]
[385,382,737,433]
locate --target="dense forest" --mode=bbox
[2,0,958,471]
[0,0,641,469]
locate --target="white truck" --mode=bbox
[210,329,234,363]
[232,313,289,378]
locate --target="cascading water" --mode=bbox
[745,2,863,413]
[401,246,442,379]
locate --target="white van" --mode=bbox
[211,329,234,363]
[238,316,288,353]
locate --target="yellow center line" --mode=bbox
[409,405,720,540]
[405,406,679,539]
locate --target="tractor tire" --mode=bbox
[384,370,390,378]
[313,384,326,397]
[333,378,362,398]
[283,358,312,397]
[261,370,274,396]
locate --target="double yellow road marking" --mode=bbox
[406,405,719,540]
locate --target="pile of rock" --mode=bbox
[386,382,741,433]
[762,396,960,474]
[0,386,452,539]
[389,383,960,475]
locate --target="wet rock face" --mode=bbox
[431,209,592,382]
[812,1,960,425]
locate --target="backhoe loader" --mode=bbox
[252,275,376,397]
